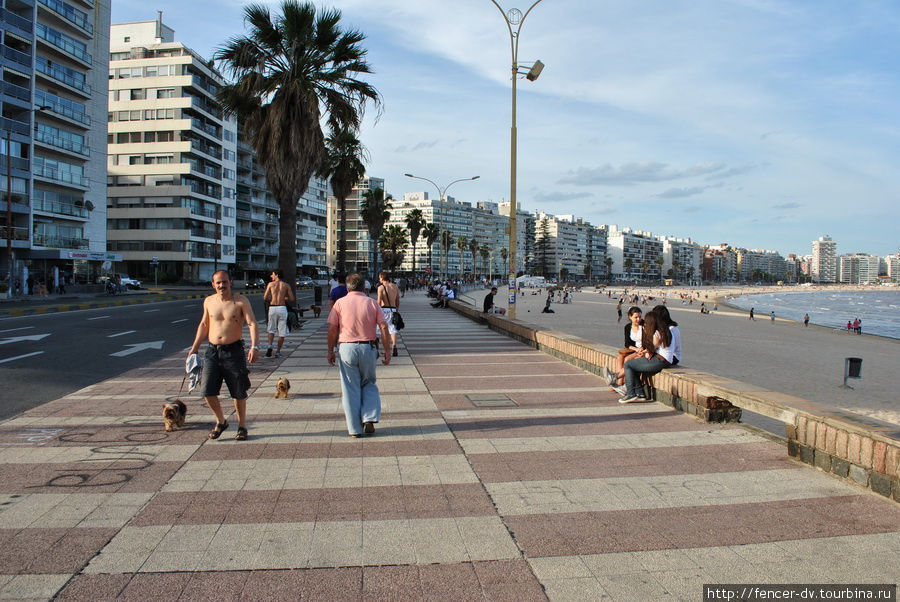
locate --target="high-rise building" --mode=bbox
[534,212,605,280]
[702,244,738,282]
[2,0,112,290]
[811,235,837,283]
[658,236,702,284]
[107,18,236,282]
[326,176,383,276]
[837,253,880,285]
[498,201,533,276]
[606,225,663,282]
[885,254,900,283]
[736,249,786,282]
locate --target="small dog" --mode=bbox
[162,400,187,432]
[274,377,291,399]
[310,305,322,318]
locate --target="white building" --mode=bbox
[326,176,384,276]
[737,249,787,282]
[2,0,113,288]
[885,254,900,283]
[658,236,702,284]
[498,201,533,276]
[107,18,236,282]
[838,253,881,285]
[811,235,837,283]
[606,225,663,282]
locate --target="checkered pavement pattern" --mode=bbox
[0,294,897,600]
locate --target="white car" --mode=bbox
[116,274,142,289]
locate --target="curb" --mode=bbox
[0,293,210,318]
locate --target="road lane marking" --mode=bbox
[87,315,110,321]
[0,334,51,345]
[0,351,44,364]
[110,340,165,357]
[171,318,188,324]
[0,326,35,333]
[144,309,160,313]
[107,330,136,338]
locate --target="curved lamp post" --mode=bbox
[488,0,544,318]
[403,173,479,280]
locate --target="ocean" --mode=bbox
[726,289,900,339]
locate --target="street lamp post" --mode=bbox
[488,0,544,319]
[403,173,479,281]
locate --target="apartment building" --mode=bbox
[107,18,236,283]
[658,236,702,284]
[885,254,900,283]
[702,244,738,282]
[326,176,383,276]
[811,235,837,283]
[837,253,881,285]
[498,201,533,276]
[606,225,663,282]
[1,0,111,289]
[534,212,605,280]
[736,248,787,282]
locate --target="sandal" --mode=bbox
[235,427,248,441]
[208,421,228,439]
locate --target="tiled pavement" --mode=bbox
[0,292,897,600]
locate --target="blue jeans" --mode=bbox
[624,356,668,397]
[337,342,382,435]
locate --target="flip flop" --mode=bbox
[235,427,248,441]
[208,421,228,439]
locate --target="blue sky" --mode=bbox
[112,0,900,257]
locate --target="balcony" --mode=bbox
[188,138,222,159]
[1,116,29,135]
[35,91,90,127]
[33,233,89,249]
[35,59,90,95]
[190,227,218,239]
[36,23,92,65]
[1,45,32,68]
[32,190,88,218]
[1,9,33,37]
[0,154,30,171]
[1,81,31,102]
[33,163,88,187]
[0,225,29,242]
[34,129,89,156]
[36,0,93,36]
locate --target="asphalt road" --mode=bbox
[0,291,316,421]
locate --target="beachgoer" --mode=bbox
[847,320,852,333]
[377,271,401,357]
[327,273,391,437]
[803,313,810,327]
[749,307,755,321]
[189,270,260,441]
[542,291,555,314]
[263,269,294,358]
[770,311,775,322]
[619,313,671,404]
[853,318,861,335]
[483,286,506,315]
[616,302,623,323]
[605,306,643,394]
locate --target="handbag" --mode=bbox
[391,310,405,330]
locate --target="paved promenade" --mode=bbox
[0,292,897,600]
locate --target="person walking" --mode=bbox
[327,274,392,437]
[377,271,401,357]
[263,270,294,358]
[803,313,810,327]
[749,307,755,321]
[188,270,260,441]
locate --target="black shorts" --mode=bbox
[201,340,251,400]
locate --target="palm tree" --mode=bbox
[623,258,633,281]
[440,230,454,278]
[468,237,480,281]
[379,225,408,272]
[604,257,614,282]
[216,0,381,286]
[559,267,569,282]
[360,187,392,278]
[320,130,367,277]
[422,223,439,278]
[640,260,650,283]
[500,248,508,276]
[404,208,425,278]
[455,235,468,280]
[655,256,665,283]
[583,263,593,283]
[479,246,490,281]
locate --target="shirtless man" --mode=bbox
[376,271,401,357]
[189,270,260,441]
[263,269,295,358]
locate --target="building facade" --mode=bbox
[326,176,383,276]
[658,236,702,284]
[811,235,837,283]
[2,0,112,290]
[107,18,236,283]
[606,225,663,282]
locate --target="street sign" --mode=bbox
[508,275,516,305]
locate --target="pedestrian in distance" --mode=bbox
[327,274,392,437]
[188,270,260,441]
[483,286,506,315]
[542,291,555,314]
[377,271,401,357]
[803,313,810,327]
[749,307,755,321]
[770,311,775,322]
[263,270,294,358]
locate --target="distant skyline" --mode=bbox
[111,0,900,257]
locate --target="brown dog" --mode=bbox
[311,305,322,318]
[162,400,187,432]
[274,377,291,399]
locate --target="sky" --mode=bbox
[111,0,900,257]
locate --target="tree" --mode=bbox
[320,130,367,277]
[604,257,614,282]
[468,237,480,280]
[455,235,468,280]
[640,260,650,283]
[480,245,490,281]
[536,217,551,276]
[623,258,633,281]
[656,256,665,283]
[404,208,425,278]
[583,263,593,282]
[216,0,380,286]
[440,230,454,278]
[500,248,508,278]
[359,187,392,278]
[379,224,408,272]
[422,223,439,277]
[559,267,569,282]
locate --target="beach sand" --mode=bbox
[459,285,899,427]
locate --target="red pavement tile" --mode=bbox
[302,566,363,599]
[0,528,118,574]
[0,461,184,493]
[417,563,484,600]
[117,572,193,602]
[181,570,252,601]
[504,495,900,556]
[56,573,134,601]
[132,484,496,526]
[362,565,424,600]
[424,374,604,392]
[412,353,548,365]
[416,363,583,378]
[239,570,307,601]
[447,411,709,439]
[468,442,790,482]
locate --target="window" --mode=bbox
[156,88,175,99]
[130,89,145,100]
[124,36,130,42]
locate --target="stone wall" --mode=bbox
[449,301,900,503]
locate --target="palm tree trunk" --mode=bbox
[411,241,416,278]
[337,196,347,276]
[279,198,298,287]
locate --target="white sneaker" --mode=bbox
[611,385,626,396]
[275,351,282,358]
[618,395,640,404]
[604,369,617,386]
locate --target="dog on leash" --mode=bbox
[162,400,187,432]
[310,305,322,318]
[274,377,291,399]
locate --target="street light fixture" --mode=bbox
[5,105,50,296]
[488,0,544,318]
[403,173,479,280]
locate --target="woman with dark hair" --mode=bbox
[620,312,674,404]
[651,304,682,366]
[605,306,643,394]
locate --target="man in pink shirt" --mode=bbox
[327,273,392,437]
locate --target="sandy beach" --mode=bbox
[458,285,899,427]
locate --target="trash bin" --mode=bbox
[846,357,862,379]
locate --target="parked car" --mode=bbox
[244,278,266,290]
[295,276,315,288]
[101,274,141,290]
